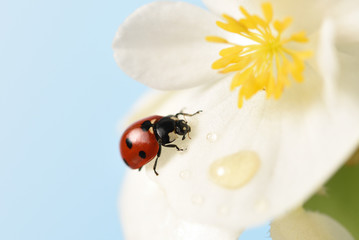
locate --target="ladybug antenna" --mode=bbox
[187,132,191,139]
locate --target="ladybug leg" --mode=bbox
[153,145,162,176]
[180,132,192,140]
[138,166,142,172]
[164,144,184,151]
[182,133,191,140]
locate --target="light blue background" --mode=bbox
[0,0,270,239]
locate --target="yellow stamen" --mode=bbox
[206,2,312,108]
[205,36,228,43]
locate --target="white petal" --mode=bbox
[202,0,245,18]
[120,171,168,239]
[316,18,338,107]
[122,71,359,232]
[336,52,359,117]
[271,208,354,240]
[333,2,359,56]
[120,170,241,240]
[203,0,331,34]
[113,1,227,90]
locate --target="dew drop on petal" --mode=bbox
[209,151,261,189]
[179,169,191,180]
[206,132,218,142]
[191,195,205,205]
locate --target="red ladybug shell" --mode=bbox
[120,115,162,169]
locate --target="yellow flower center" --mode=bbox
[206,2,312,108]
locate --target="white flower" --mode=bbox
[114,0,359,238]
[271,208,354,240]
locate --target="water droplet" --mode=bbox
[179,169,191,180]
[206,132,217,142]
[254,199,269,213]
[218,205,230,216]
[191,195,204,205]
[209,151,261,189]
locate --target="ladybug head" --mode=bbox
[175,119,191,137]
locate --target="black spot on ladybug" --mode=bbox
[139,151,146,159]
[126,138,132,149]
[141,120,152,131]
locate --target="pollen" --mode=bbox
[207,2,312,108]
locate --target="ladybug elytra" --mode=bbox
[120,111,201,175]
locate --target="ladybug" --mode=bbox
[120,110,201,175]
